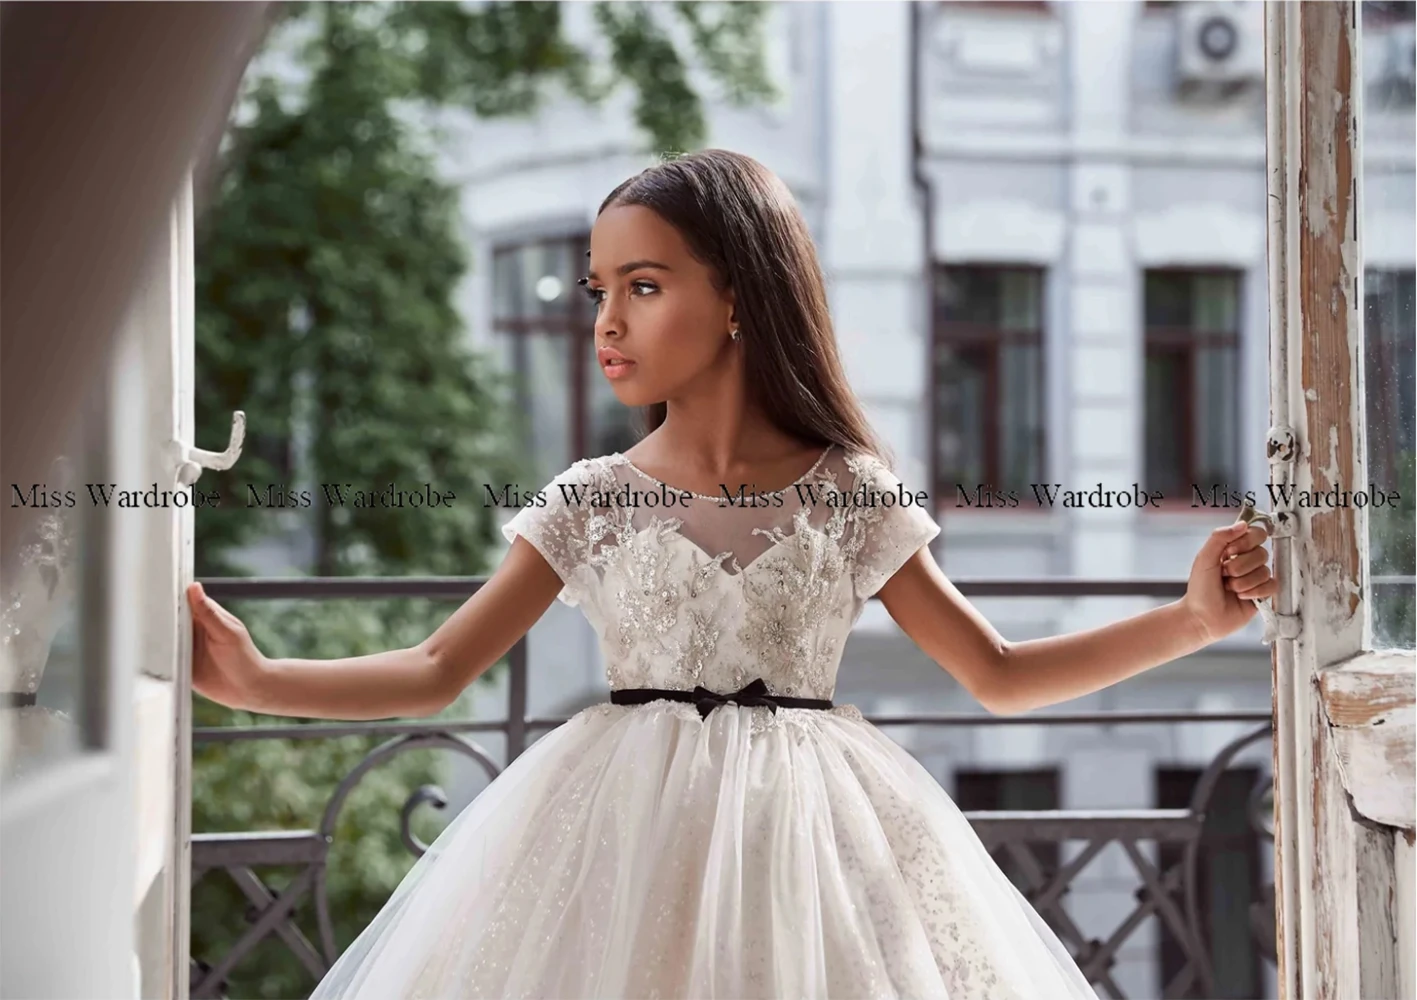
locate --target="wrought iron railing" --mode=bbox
[189,576,1276,1000]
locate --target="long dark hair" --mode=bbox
[598,149,889,465]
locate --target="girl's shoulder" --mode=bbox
[817,443,891,480]
[542,453,626,487]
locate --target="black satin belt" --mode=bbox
[3,692,37,708]
[610,677,833,719]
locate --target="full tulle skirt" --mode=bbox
[309,701,1099,999]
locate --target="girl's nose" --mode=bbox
[595,307,622,340]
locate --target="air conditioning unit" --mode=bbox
[1176,2,1264,89]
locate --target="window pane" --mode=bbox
[1144,271,1192,328]
[1365,271,1416,486]
[492,247,521,321]
[493,239,583,323]
[1144,271,1242,498]
[1192,273,1240,333]
[934,267,1045,495]
[1361,0,1416,650]
[936,268,995,325]
[999,270,1043,332]
[495,331,570,486]
[1146,350,1188,497]
[1001,342,1045,489]
[935,346,988,490]
[0,404,106,782]
[1145,271,1240,332]
[1195,343,1240,487]
[491,234,599,480]
[937,267,1042,330]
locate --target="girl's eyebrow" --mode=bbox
[584,259,673,281]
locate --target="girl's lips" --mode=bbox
[602,359,637,380]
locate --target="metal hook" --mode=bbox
[171,411,246,486]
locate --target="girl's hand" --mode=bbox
[1182,520,1279,644]
[187,581,268,710]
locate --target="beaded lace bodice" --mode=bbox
[501,446,940,701]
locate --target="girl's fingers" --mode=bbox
[1228,566,1272,592]
[190,594,238,637]
[1223,528,1270,559]
[1224,549,1272,578]
[1237,578,1279,601]
[200,592,231,623]
[190,588,215,622]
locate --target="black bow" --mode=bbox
[691,677,777,718]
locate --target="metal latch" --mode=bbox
[169,410,245,486]
[1237,424,1302,645]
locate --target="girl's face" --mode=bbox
[585,204,737,407]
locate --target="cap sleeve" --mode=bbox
[500,458,609,608]
[845,454,941,601]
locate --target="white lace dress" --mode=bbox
[310,446,1099,1000]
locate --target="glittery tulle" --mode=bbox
[310,701,1098,1000]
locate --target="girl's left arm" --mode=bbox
[879,520,1278,715]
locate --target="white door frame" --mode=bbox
[0,170,204,1000]
[128,171,200,1000]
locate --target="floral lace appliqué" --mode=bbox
[505,449,937,707]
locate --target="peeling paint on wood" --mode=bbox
[1319,652,1417,830]
[1355,822,1402,999]
[1297,2,1363,643]
[1397,835,1416,998]
[1308,697,1361,999]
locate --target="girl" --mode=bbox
[189,149,1276,999]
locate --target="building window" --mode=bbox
[954,768,1060,894]
[1155,767,1265,998]
[491,235,639,486]
[1143,269,1243,503]
[932,266,1047,501]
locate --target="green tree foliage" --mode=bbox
[1372,448,1415,648]
[190,600,478,1000]
[190,4,773,996]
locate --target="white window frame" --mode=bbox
[1264,4,1416,996]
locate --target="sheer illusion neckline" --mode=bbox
[614,444,835,502]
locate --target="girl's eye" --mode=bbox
[580,280,658,304]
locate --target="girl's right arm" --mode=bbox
[187,537,563,720]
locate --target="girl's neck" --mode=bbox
[632,407,821,487]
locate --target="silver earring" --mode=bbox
[730,326,741,342]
